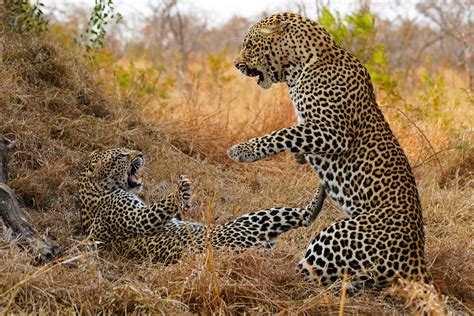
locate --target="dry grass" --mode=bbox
[0,32,473,315]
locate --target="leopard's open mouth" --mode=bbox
[128,162,143,189]
[236,63,265,85]
[246,67,265,85]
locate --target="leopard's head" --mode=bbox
[235,12,335,89]
[81,148,145,194]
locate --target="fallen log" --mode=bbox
[0,137,60,262]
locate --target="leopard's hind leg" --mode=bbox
[212,191,327,249]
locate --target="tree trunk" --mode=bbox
[0,137,60,263]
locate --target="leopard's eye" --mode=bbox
[117,152,129,159]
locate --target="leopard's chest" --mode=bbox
[289,86,305,124]
[82,191,146,227]
[307,154,361,216]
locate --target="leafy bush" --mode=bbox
[75,0,122,53]
[116,62,174,100]
[4,0,48,34]
[207,48,233,86]
[418,71,447,113]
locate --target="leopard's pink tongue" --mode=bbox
[129,174,138,184]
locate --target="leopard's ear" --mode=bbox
[259,19,289,35]
[90,160,104,178]
[82,161,101,178]
[83,149,120,178]
[87,157,111,179]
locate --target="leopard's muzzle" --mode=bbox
[128,158,144,189]
[235,61,264,85]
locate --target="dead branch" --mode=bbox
[0,137,60,263]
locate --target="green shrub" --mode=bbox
[317,8,399,100]
[4,0,48,34]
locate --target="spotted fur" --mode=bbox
[229,12,429,288]
[79,148,322,263]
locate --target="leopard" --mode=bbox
[228,12,429,288]
[79,147,323,264]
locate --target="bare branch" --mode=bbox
[0,138,61,263]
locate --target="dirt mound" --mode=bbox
[0,34,160,214]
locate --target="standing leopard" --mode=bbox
[228,12,429,288]
[79,148,322,263]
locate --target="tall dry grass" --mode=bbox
[0,30,472,315]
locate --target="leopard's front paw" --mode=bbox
[178,175,192,211]
[227,143,261,162]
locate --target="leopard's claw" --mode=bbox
[178,175,192,211]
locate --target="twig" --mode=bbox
[381,106,445,177]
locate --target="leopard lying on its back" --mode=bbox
[228,12,429,288]
[79,148,321,263]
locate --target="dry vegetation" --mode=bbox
[1,3,473,315]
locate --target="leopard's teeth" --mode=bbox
[134,168,144,181]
